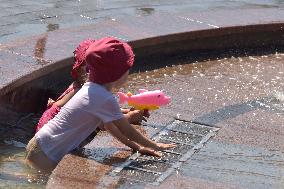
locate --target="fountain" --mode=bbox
[1,1,284,189]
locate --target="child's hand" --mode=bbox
[138,147,161,157]
[125,109,147,124]
[143,110,150,118]
[154,143,176,151]
[47,98,55,107]
[121,108,131,114]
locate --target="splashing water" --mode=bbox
[274,91,284,102]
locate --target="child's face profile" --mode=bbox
[114,70,129,87]
[77,64,88,82]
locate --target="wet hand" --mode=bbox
[138,147,162,157]
[155,143,176,151]
[127,109,147,124]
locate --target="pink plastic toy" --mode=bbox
[117,89,171,110]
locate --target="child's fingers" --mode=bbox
[140,148,161,157]
[121,108,130,114]
[143,110,150,118]
[142,117,147,122]
[156,143,176,150]
[134,109,144,114]
[133,110,148,121]
[165,143,176,148]
[147,150,161,157]
[130,107,135,111]
[47,98,55,106]
[152,151,162,157]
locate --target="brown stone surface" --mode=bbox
[162,140,284,189]
[215,122,284,151]
[47,153,122,189]
[148,174,243,189]
[1,3,284,189]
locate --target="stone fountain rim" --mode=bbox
[0,22,284,96]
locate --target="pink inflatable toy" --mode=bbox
[117,89,171,110]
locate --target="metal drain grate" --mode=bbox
[111,119,219,185]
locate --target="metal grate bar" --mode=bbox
[111,119,219,185]
[127,165,162,175]
[154,137,194,146]
[167,128,205,136]
[162,149,182,155]
[153,161,183,185]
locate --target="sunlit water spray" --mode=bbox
[274,91,284,102]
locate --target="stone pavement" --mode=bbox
[1,1,284,189]
[1,0,284,43]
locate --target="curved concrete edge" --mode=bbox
[130,23,284,64]
[0,22,284,95]
[130,23,284,49]
[0,58,71,96]
[1,7,284,97]
[1,22,284,100]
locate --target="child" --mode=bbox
[25,37,175,173]
[36,39,146,133]
[35,39,93,133]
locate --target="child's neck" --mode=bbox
[86,79,114,92]
[102,83,113,92]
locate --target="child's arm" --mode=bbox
[113,117,176,150]
[104,122,161,156]
[53,89,77,107]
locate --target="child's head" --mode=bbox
[85,37,134,87]
[71,39,95,82]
